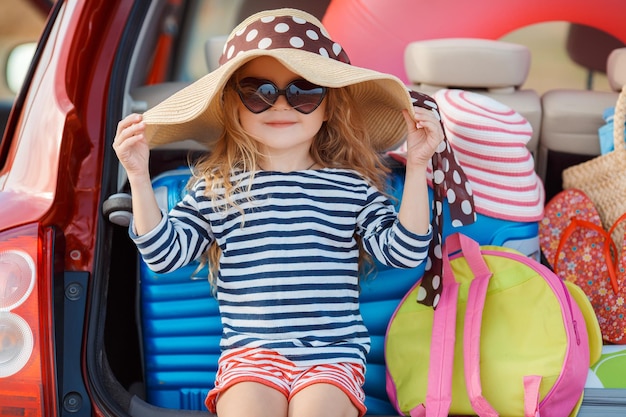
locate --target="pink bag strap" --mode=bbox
[423,254,459,417]
[409,405,426,417]
[462,238,545,417]
[450,234,498,417]
[523,375,542,417]
[419,233,483,417]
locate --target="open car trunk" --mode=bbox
[85,1,626,416]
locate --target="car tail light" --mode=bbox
[0,224,57,416]
[0,313,35,377]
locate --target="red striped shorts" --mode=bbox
[205,348,366,416]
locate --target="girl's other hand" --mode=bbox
[401,107,445,168]
[112,113,150,181]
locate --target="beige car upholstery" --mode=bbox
[404,38,542,158]
[537,47,626,181]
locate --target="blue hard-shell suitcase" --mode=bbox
[139,166,539,414]
[139,168,217,410]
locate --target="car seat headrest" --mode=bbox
[404,38,530,92]
[607,47,626,91]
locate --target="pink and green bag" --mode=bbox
[385,233,600,417]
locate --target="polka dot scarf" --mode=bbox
[409,90,476,307]
[219,12,477,308]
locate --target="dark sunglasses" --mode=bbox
[236,77,327,114]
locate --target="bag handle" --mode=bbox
[461,237,544,417]
[422,233,491,417]
[455,235,499,417]
[421,240,461,417]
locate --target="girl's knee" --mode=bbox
[288,383,362,417]
[214,381,288,417]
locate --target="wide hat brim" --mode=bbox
[142,8,415,152]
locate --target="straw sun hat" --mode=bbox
[142,8,416,151]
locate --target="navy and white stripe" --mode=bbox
[132,168,431,367]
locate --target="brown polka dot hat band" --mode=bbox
[143,8,414,151]
[219,15,350,66]
[142,8,477,308]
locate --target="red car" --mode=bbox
[1,0,624,416]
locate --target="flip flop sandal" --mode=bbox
[540,188,626,344]
[540,189,603,270]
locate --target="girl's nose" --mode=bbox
[272,94,290,110]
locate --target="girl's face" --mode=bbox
[235,56,327,166]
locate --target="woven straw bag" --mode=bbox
[562,85,626,247]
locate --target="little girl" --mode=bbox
[114,8,446,417]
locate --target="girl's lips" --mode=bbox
[266,121,296,127]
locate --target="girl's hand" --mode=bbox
[112,113,163,235]
[401,106,445,168]
[112,113,150,181]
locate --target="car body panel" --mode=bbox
[1,1,134,272]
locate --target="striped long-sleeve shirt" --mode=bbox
[132,168,432,368]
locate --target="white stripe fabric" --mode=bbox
[205,348,367,415]
[433,89,544,221]
[132,168,431,367]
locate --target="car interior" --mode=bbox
[96,1,626,415]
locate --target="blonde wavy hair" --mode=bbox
[191,73,391,287]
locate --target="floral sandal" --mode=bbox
[540,188,626,344]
